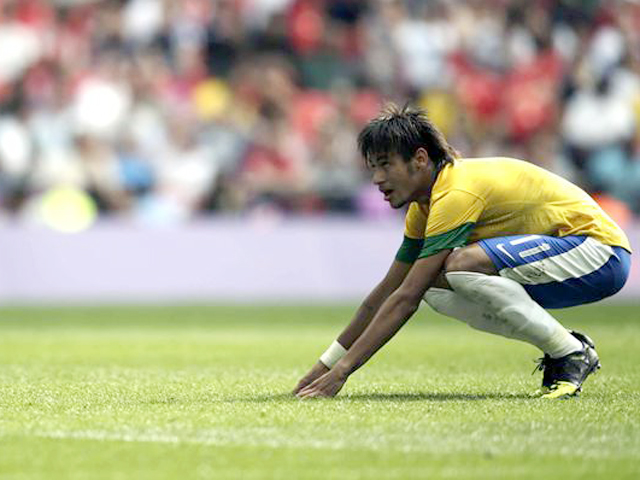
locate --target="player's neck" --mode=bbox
[413,169,437,204]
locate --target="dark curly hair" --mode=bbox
[357,104,459,170]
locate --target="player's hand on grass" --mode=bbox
[293,361,329,395]
[296,367,348,399]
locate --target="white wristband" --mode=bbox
[319,340,347,368]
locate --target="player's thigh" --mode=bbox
[444,244,497,275]
[478,234,631,308]
[434,244,497,289]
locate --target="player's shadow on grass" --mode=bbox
[229,392,531,403]
[340,392,532,401]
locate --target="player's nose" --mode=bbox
[372,169,386,185]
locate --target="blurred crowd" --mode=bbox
[0,0,639,229]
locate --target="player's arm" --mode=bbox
[337,258,414,349]
[293,203,427,395]
[296,192,483,397]
[292,257,414,394]
[297,249,450,398]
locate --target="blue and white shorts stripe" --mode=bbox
[478,235,631,309]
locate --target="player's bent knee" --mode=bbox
[444,245,496,275]
[423,288,449,314]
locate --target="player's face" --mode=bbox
[367,151,433,208]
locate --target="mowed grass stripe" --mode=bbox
[0,304,639,479]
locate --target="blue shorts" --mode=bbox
[478,235,631,309]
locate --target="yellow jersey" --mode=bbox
[397,157,631,261]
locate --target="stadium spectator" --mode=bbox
[1,0,640,224]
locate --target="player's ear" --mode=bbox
[413,148,431,170]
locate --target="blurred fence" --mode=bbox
[0,218,637,304]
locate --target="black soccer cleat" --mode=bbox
[531,330,601,399]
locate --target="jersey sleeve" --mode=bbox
[418,190,485,258]
[395,203,427,263]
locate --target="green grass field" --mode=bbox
[0,303,639,479]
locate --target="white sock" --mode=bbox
[424,288,521,337]
[445,271,583,358]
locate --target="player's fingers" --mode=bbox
[297,382,321,398]
[297,385,317,397]
[292,372,317,394]
[300,382,334,398]
[297,389,313,399]
[293,383,312,395]
[296,386,311,398]
[299,388,324,399]
[297,371,334,397]
[293,368,324,394]
[292,381,307,394]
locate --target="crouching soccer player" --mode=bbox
[294,105,632,400]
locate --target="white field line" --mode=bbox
[24,428,376,452]
[3,428,632,460]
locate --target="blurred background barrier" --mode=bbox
[1,217,402,303]
[0,219,638,303]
